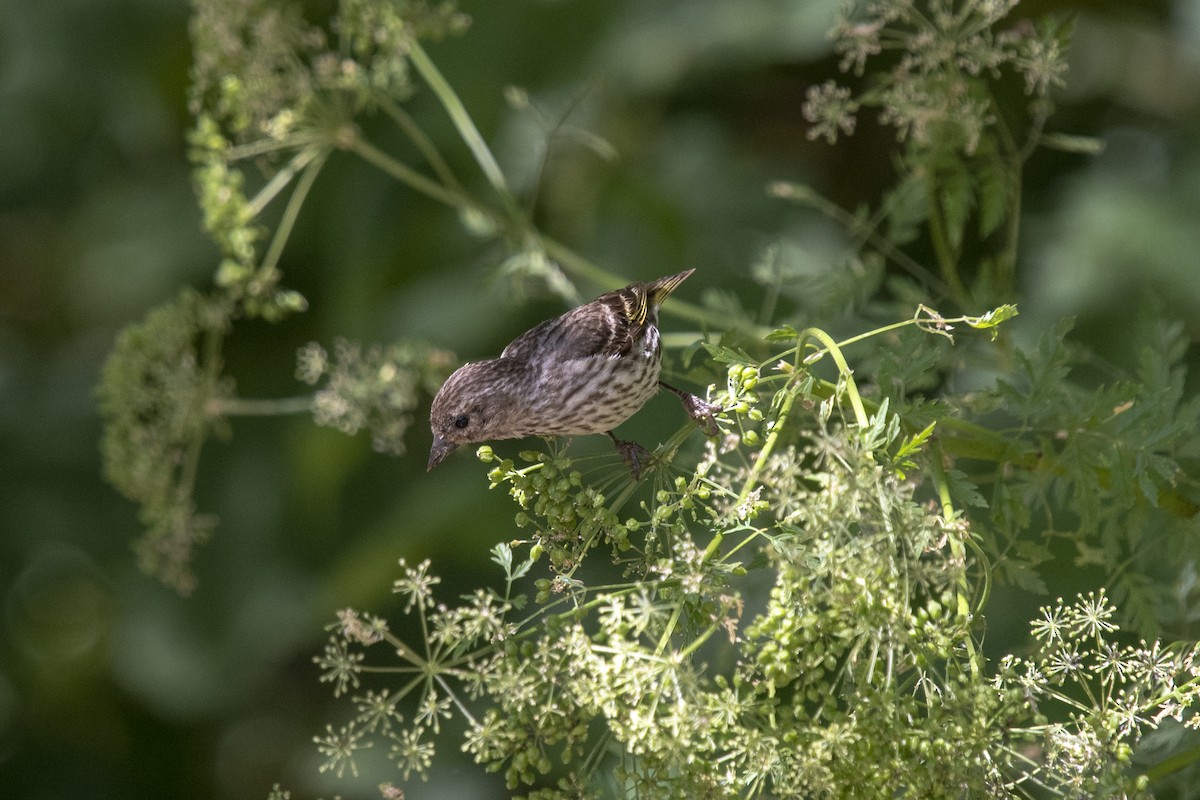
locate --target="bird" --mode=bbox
[427,269,718,476]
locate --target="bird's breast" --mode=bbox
[522,345,663,435]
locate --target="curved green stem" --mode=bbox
[407,39,515,214]
[800,326,869,428]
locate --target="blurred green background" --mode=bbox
[3,1,1200,798]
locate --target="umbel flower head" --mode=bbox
[427,270,717,475]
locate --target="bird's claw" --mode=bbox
[610,437,651,480]
[680,393,720,437]
[660,381,720,437]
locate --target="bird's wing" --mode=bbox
[501,284,648,362]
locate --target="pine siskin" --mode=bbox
[427,269,718,476]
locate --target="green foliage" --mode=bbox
[297,339,454,455]
[99,0,474,589]
[314,317,1200,797]
[1000,589,1200,796]
[974,318,1200,638]
[91,0,1200,796]
[801,0,1089,307]
[98,289,233,595]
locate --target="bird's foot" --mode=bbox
[660,381,720,437]
[681,393,720,437]
[608,434,651,480]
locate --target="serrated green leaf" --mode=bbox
[937,162,973,253]
[765,325,799,342]
[977,150,1013,239]
[490,542,513,572]
[1002,560,1048,594]
[701,342,753,364]
[967,304,1019,329]
[945,467,988,509]
[883,171,930,246]
[509,557,532,581]
[1013,539,1053,566]
[896,422,936,460]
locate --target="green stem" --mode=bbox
[989,97,1023,299]
[828,317,916,351]
[657,324,867,656]
[996,164,1021,298]
[246,147,319,218]
[434,673,478,729]
[535,234,775,337]
[176,318,229,514]
[227,133,324,163]
[677,621,721,659]
[926,176,971,307]
[349,108,768,339]
[653,604,684,659]
[929,442,983,678]
[1143,745,1200,783]
[349,135,477,212]
[407,39,513,208]
[402,42,774,339]
[800,327,869,428]
[778,183,949,297]
[260,148,329,278]
[534,234,627,290]
[379,95,466,195]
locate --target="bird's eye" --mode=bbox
[454,414,470,429]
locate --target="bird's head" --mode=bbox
[427,358,527,471]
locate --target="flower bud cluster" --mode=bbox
[478,447,628,571]
[715,363,766,429]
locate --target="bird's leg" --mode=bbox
[660,381,719,437]
[607,432,650,480]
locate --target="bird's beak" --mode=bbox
[427,436,458,471]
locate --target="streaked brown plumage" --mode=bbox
[427,269,717,475]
